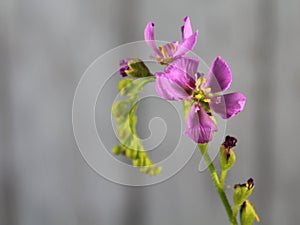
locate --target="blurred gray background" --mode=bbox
[1,0,300,224]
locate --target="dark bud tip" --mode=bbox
[223,135,237,150]
[234,178,254,190]
[247,178,254,189]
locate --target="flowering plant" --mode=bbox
[112,16,259,225]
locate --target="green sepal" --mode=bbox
[125,58,153,78]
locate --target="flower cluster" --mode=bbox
[114,16,259,225]
[120,16,246,144]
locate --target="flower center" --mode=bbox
[192,75,218,125]
[193,76,211,103]
[158,43,178,65]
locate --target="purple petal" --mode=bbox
[209,92,246,119]
[144,22,162,57]
[184,103,218,143]
[204,56,232,93]
[165,57,199,86]
[173,31,198,58]
[155,72,190,100]
[181,16,193,40]
[119,58,131,77]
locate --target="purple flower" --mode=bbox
[155,57,246,143]
[144,16,198,65]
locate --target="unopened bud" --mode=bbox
[220,145,236,171]
[119,58,152,78]
[240,200,260,225]
[112,145,123,155]
[111,101,128,118]
[233,178,255,206]
[220,136,237,171]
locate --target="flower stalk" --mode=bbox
[220,170,228,187]
[198,144,238,225]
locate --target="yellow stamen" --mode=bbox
[204,87,211,93]
[159,46,167,57]
[195,93,202,100]
[195,79,201,90]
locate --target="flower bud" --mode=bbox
[112,145,123,155]
[119,58,131,77]
[117,79,133,92]
[233,178,255,206]
[111,101,128,118]
[240,200,260,225]
[119,58,152,78]
[219,136,237,171]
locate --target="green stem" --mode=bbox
[220,170,228,188]
[198,144,238,225]
[233,205,239,219]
